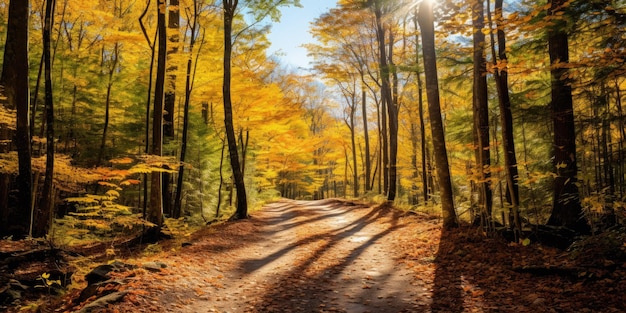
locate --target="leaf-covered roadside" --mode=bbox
[392,220,626,312]
[3,199,626,312]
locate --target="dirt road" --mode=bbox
[50,198,626,313]
[127,199,431,312]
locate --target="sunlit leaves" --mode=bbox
[0,105,16,130]
[244,0,302,23]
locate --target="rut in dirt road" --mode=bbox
[183,199,429,313]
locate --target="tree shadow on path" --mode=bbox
[430,228,464,312]
[238,200,419,312]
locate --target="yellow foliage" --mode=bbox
[0,105,16,130]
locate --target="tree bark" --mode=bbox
[223,0,248,219]
[163,0,179,139]
[414,13,429,205]
[372,1,396,200]
[0,0,32,238]
[361,87,371,192]
[173,48,192,219]
[149,0,167,228]
[488,0,521,234]
[216,140,226,218]
[139,0,156,221]
[348,97,359,197]
[34,0,56,238]
[471,0,492,219]
[174,0,198,219]
[546,0,589,233]
[418,0,457,229]
[372,3,389,196]
[387,26,399,201]
[162,0,180,217]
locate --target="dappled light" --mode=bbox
[1,0,626,311]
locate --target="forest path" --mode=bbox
[60,198,626,313]
[126,199,432,312]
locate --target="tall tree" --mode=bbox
[361,85,371,193]
[471,0,492,220]
[163,0,180,217]
[34,0,56,238]
[221,0,300,218]
[149,0,168,228]
[418,0,457,229]
[545,0,588,233]
[164,0,180,139]
[413,11,429,205]
[335,71,360,197]
[488,0,520,234]
[174,0,201,219]
[0,0,32,238]
[222,0,248,219]
[386,21,399,201]
[139,0,157,222]
[370,0,395,200]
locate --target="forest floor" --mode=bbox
[6,198,626,312]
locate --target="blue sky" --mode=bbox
[266,0,338,70]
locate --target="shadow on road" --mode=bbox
[430,228,463,312]
[238,200,416,312]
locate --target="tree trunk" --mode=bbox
[409,119,419,205]
[347,98,359,197]
[223,0,248,219]
[488,0,521,235]
[387,27,399,201]
[0,0,32,239]
[412,12,429,205]
[33,0,56,238]
[376,98,383,193]
[373,5,389,196]
[163,0,179,139]
[96,43,119,168]
[216,140,226,218]
[139,0,156,221]
[173,53,192,219]
[546,0,589,233]
[416,26,428,205]
[174,0,198,219]
[418,0,457,229]
[361,87,371,192]
[373,2,395,200]
[471,0,492,220]
[149,0,167,228]
[238,129,249,176]
[162,0,180,217]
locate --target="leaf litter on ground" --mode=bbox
[4,199,625,312]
